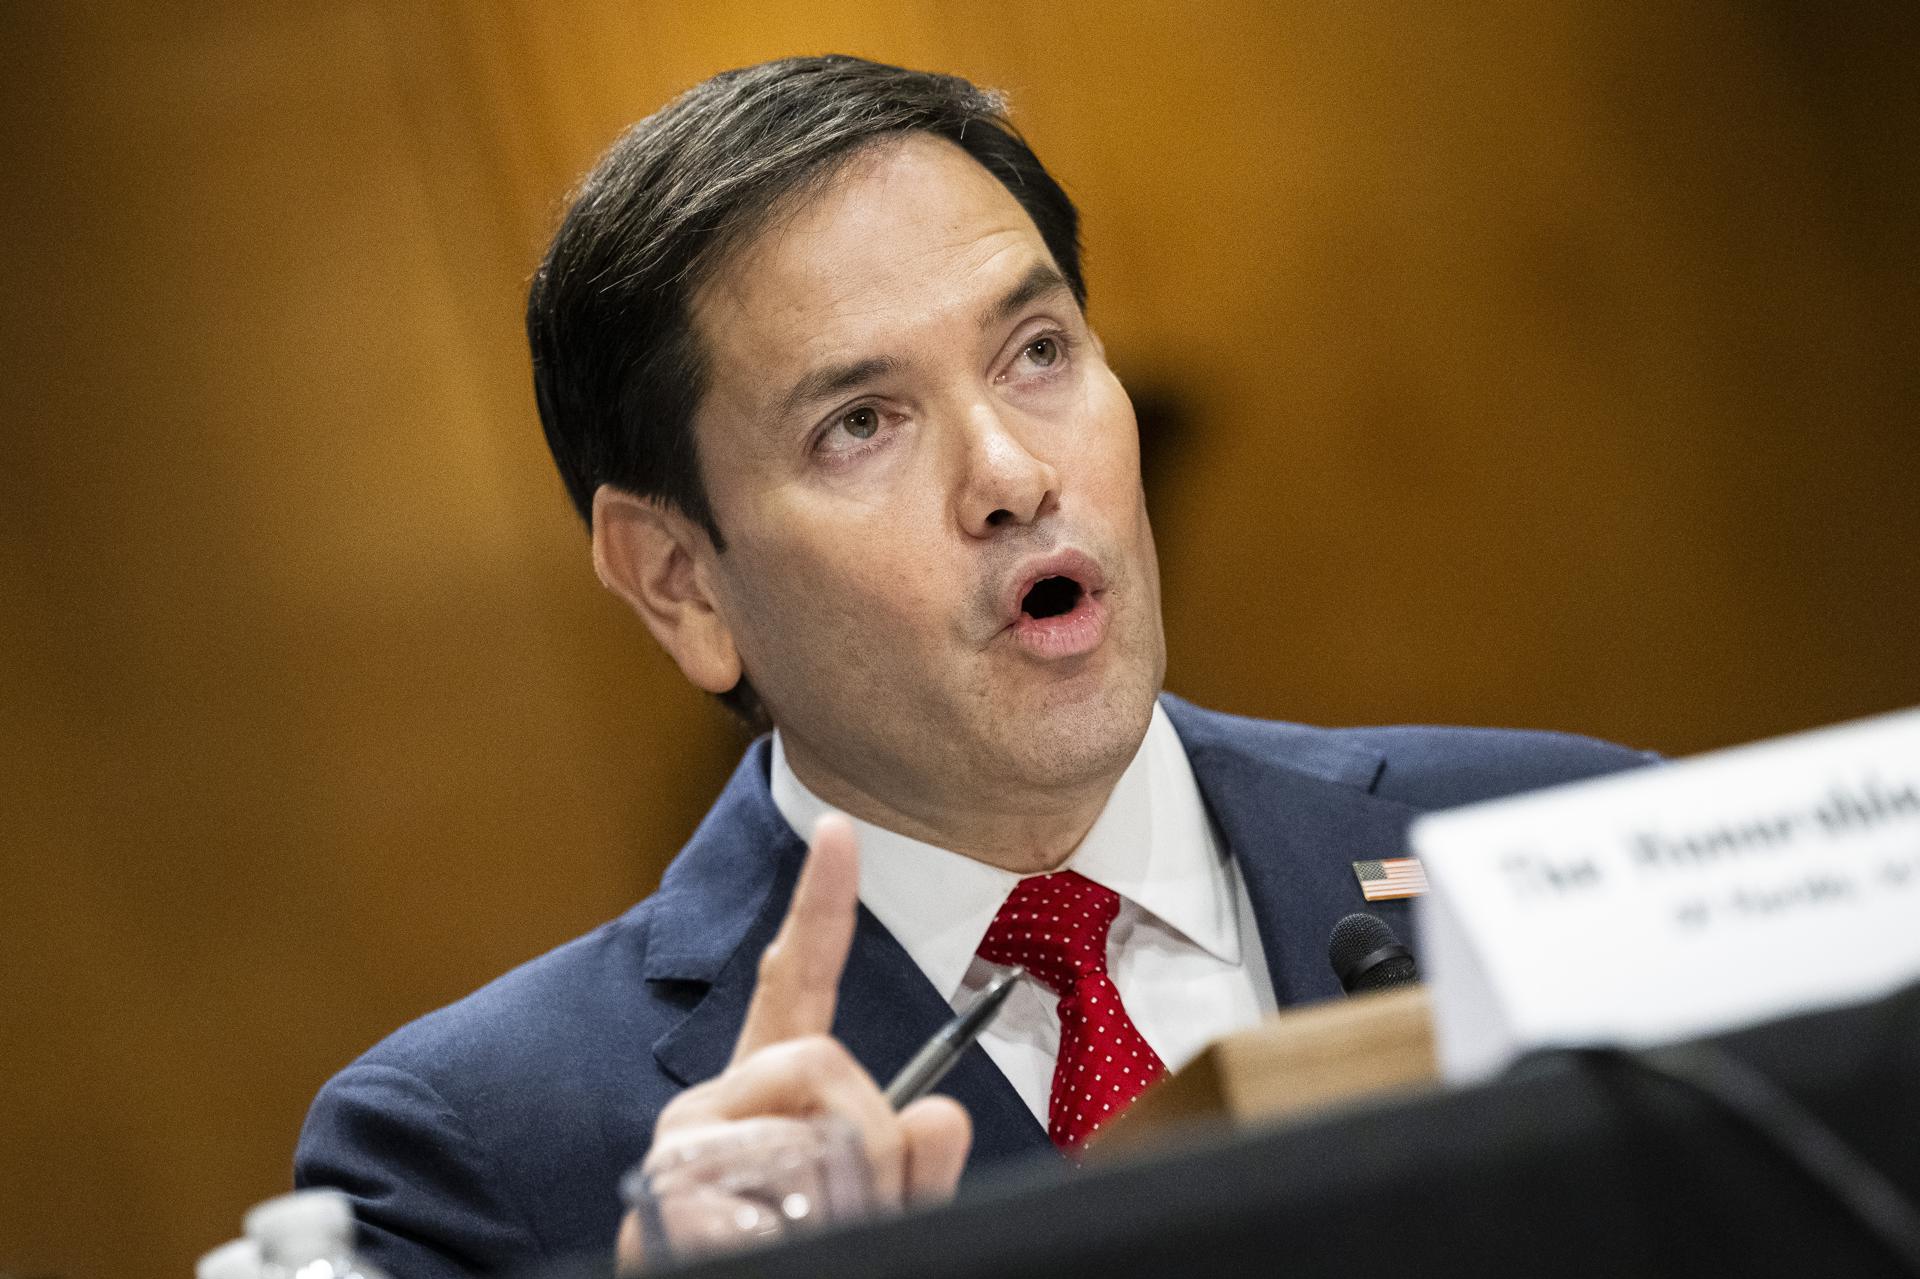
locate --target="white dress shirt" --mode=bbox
[769,703,1278,1124]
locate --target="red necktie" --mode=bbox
[976,871,1169,1152]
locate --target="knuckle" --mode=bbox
[868,1119,906,1168]
[755,941,790,985]
[654,1085,709,1130]
[754,1033,857,1087]
[787,1033,848,1074]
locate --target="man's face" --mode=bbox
[687,133,1164,817]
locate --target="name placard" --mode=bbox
[1412,708,1920,1082]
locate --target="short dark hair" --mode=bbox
[526,55,1086,726]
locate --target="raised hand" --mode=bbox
[616,814,972,1270]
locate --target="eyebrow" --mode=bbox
[980,261,1075,330]
[769,261,1076,425]
[772,355,904,425]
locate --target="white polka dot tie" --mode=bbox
[976,870,1169,1153]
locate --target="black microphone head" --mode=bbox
[1328,912,1419,993]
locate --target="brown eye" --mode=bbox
[842,407,879,439]
[1026,337,1059,367]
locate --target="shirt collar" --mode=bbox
[1067,705,1240,967]
[768,702,1240,1002]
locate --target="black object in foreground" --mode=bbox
[884,965,1024,1109]
[1328,912,1418,993]
[608,980,1920,1279]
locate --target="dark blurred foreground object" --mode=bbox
[527,981,1920,1279]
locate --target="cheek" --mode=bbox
[1064,374,1144,495]
[726,532,950,661]
[843,540,955,643]
[761,472,957,618]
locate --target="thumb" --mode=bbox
[898,1094,972,1204]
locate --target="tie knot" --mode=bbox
[976,871,1120,997]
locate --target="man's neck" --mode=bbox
[777,736,1125,875]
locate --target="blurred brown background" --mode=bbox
[3,2,1915,1274]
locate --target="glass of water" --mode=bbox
[620,1116,875,1266]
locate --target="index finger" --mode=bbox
[732,813,860,1062]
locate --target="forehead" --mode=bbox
[690,133,1059,420]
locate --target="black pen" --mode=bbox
[883,966,1024,1108]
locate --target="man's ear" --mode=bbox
[591,485,742,695]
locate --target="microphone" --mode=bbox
[1329,912,1419,993]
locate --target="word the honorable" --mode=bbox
[1411,708,1920,1081]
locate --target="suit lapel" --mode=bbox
[1163,695,1424,1005]
[645,739,1048,1164]
[834,911,1051,1167]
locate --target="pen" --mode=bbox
[883,965,1024,1109]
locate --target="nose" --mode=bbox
[952,400,1060,538]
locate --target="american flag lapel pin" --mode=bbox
[1352,857,1429,901]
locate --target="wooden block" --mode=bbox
[1092,986,1438,1158]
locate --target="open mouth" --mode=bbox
[1020,575,1085,621]
[1002,553,1108,658]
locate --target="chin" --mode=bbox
[996,663,1160,790]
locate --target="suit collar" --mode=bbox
[1159,694,1422,1004]
[644,697,1397,985]
[638,739,799,984]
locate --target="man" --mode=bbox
[296,55,1654,1276]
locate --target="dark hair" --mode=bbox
[525,55,1086,726]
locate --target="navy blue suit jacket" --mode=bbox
[295,695,1655,1277]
